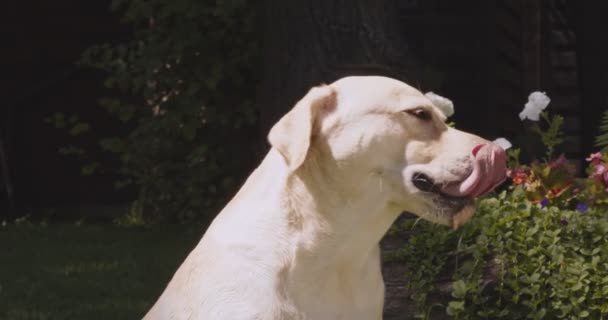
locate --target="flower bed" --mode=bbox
[387,92,608,319]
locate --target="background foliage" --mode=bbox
[78,0,258,222]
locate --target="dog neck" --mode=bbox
[211,149,398,308]
[268,150,398,312]
[283,148,400,272]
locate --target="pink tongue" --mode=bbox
[443,143,507,197]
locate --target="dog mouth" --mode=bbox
[411,172,476,229]
[407,143,506,228]
[434,193,475,229]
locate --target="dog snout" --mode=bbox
[411,172,436,193]
[441,143,507,197]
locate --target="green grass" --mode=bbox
[0,223,203,320]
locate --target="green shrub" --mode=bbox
[594,110,608,153]
[390,191,608,319]
[76,0,258,222]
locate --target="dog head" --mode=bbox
[269,76,506,228]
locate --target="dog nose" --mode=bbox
[412,172,435,192]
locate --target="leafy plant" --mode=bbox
[530,112,565,162]
[385,221,455,318]
[577,152,608,209]
[73,0,259,222]
[391,193,608,319]
[594,110,608,153]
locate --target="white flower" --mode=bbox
[493,137,512,150]
[425,92,454,117]
[519,91,550,121]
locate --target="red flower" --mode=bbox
[508,166,529,185]
[550,186,568,197]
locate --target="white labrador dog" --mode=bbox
[144,76,506,320]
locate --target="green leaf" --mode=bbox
[81,162,100,176]
[529,273,540,283]
[452,280,467,298]
[594,110,608,151]
[69,123,90,136]
[99,137,126,153]
[542,165,551,178]
[58,146,85,156]
[446,301,465,316]
[47,112,67,129]
[182,123,198,141]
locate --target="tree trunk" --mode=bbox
[254,3,425,317]
[254,0,417,148]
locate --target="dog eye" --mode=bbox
[405,109,432,121]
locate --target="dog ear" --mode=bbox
[268,85,336,173]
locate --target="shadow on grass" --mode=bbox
[0,223,203,320]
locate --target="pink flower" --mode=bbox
[586,152,603,165]
[596,164,606,174]
[549,154,568,169]
[592,163,608,181]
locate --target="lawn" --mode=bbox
[0,223,203,320]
